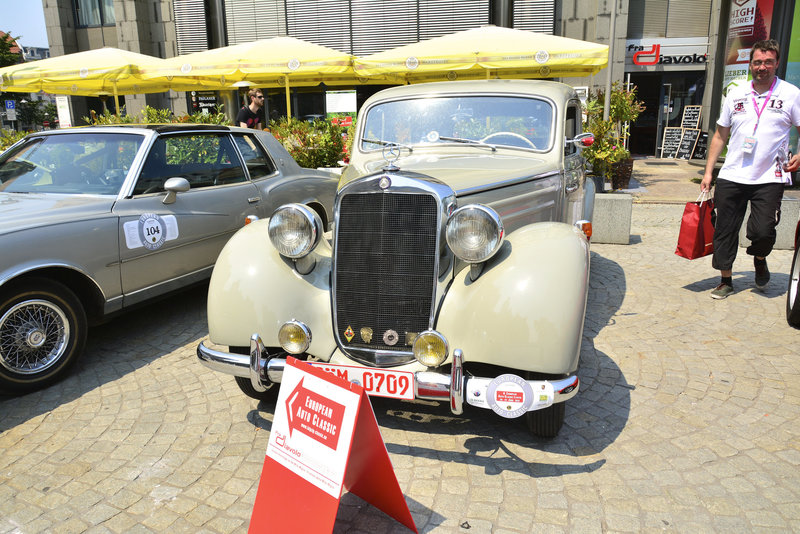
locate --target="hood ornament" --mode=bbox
[382,143,401,172]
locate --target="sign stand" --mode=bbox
[249,357,417,533]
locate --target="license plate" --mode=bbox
[310,363,415,400]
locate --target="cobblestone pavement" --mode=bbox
[1,203,799,534]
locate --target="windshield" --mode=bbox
[360,95,553,152]
[0,133,144,195]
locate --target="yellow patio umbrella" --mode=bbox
[140,37,369,116]
[353,25,609,83]
[0,48,185,110]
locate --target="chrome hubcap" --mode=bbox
[0,299,70,374]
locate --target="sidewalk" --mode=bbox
[611,156,800,204]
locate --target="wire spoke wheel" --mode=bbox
[0,279,86,393]
[0,299,70,374]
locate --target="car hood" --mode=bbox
[340,150,559,193]
[0,193,116,234]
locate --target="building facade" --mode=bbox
[40,0,795,156]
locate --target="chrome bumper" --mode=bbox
[197,334,580,416]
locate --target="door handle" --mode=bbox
[248,196,261,204]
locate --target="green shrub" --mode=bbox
[0,129,30,152]
[269,117,351,168]
[82,106,232,126]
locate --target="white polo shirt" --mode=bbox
[717,77,800,184]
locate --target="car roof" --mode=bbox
[362,79,578,106]
[25,123,250,137]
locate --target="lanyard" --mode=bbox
[750,77,777,134]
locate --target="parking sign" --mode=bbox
[5,100,15,110]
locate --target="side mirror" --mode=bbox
[566,133,595,147]
[162,177,190,205]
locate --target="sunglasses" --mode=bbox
[256,95,265,99]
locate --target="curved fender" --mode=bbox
[206,219,336,356]
[436,222,589,375]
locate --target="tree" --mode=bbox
[0,31,23,68]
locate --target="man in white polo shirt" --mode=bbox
[701,39,800,299]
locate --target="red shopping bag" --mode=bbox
[675,193,715,259]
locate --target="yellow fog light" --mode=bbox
[279,320,311,354]
[413,330,448,367]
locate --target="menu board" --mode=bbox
[676,128,701,160]
[681,106,702,129]
[692,132,708,160]
[660,127,683,158]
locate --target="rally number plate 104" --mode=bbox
[310,363,415,400]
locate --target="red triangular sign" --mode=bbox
[248,357,416,533]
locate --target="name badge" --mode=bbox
[742,136,757,153]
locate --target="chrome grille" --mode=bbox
[334,192,438,362]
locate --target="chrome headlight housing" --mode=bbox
[268,204,322,258]
[413,330,448,367]
[445,204,504,263]
[279,320,312,354]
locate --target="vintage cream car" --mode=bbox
[198,79,595,437]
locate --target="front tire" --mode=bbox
[525,402,565,438]
[0,279,87,394]
[787,244,800,326]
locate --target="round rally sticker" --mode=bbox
[486,374,534,418]
[138,213,166,250]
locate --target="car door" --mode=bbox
[113,131,262,306]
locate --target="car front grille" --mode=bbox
[334,191,439,364]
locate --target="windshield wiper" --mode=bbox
[437,136,496,151]
[362,139,413,153]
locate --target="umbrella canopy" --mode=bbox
[0,47,184,97]
[140,37,374,115]
[353,25,609,83]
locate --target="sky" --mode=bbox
[1,0,49,48]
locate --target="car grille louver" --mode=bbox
[334,192,438,364]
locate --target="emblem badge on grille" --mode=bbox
[360,327,373,343]
[379,176,391,189]
[344,325,355,342]
[383,329,399,346]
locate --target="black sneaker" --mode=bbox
[711,283,734,299]
[755,259,770,290]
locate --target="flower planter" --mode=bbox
[611,158,634,190]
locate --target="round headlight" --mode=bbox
[413,330,448,367]
[268,204,322,259]
[278,320,311,354]
[445,205,504,263]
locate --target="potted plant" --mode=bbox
[582,82,644,190]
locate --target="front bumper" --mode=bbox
[197,334,579,416]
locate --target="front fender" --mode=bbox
[206,219,336,356]
[436,222,589,374]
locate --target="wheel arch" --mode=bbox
[0,267,106,326]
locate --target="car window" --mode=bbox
[133,133,246,195]
[0,133,143,194]
[565,104,579,156]
[233,134,277,180]
[361,96,553,151]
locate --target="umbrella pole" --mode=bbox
[284,76,291,119]
[113,82,120,118]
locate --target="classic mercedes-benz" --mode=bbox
[0,124,337,394]
[198,79,595,437]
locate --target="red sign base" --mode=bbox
[249,358,417,533]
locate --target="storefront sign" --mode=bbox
[626,38,709,71]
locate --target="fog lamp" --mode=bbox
[268,204,322,258]
[446,204,504,263]
[413,330,448,367]
[278,320,311,354]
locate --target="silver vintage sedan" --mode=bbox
[0,124,338,393]
[198,80,596,438]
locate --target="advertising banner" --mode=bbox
[722,0,775,94]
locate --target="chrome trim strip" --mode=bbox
[454,170,561,197]
[249,334,267,392]
[450,349,464,415]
